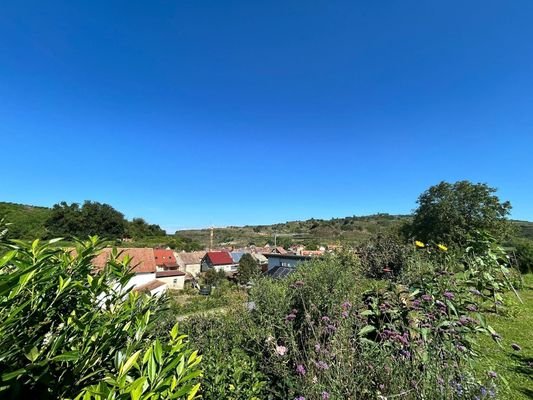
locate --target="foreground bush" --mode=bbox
[0,233,201,399]
[183,247,516,399]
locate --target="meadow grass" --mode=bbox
[474,274,533,399]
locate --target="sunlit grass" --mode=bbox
[474,274,533,399]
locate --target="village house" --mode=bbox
[92,247,166,295]
[201,251,238,273]
[153,248,179,270]
[175,251,206,276]
[155,270,186,290]
[264,253,312,279]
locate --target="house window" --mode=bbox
[173,279,177,284]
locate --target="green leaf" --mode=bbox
[0,250,17,267]
[51,351,80,362]
[25,346,39,362]
[119,350,141,376]
[358,325,376,336]
[1,368,26,381]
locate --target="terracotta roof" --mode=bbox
[176,251,206,267]
[156,270,186,278]
[92,248,156,273]
[205,251,234,265]
[153,249,178,267]
[133,279,166,293]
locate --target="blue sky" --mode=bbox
[1,1,533,231]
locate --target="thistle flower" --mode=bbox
[296,364,306,376]
[415,241,425,248]
[316,361,329,370]
[443,291,454,300]
[285,313,297,322]
[341,301,352,309]
[295,397,305,400]
[466,304,477,312]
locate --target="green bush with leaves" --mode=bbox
[0,231,201,399]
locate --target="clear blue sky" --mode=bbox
[1,1,533,231]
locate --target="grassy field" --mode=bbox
[474,274,533,399]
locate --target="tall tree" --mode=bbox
[409,181,512,247]
[45,201,127,239]
[237,253,260,284]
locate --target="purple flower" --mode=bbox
[466,304,477,312]
[321,391,330,400]
[296,364,306,376]
[314,343,321,352]
[341,310,349,318]
[316,360,329,370]
[488,371,497,379]
[422,294,432,302]
[342,301,352,309]
[321,316,330,322]
[295,397,305,400]
[511,343,522,351]
[292,308,299,314]
[285,313,297,322]
[326,324,337,333]
[443,291,454,300]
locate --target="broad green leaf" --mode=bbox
[358,325,376,336]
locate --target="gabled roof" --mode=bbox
[205,251,234,265]
[92,248,156,273]
[153,249,178,267]
[230,252,245,263]
[268,246,288,255]
[176,251,206,266]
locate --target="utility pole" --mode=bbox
[210,226,214,250]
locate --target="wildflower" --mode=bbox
[422,294,432,302]
[296,364,306,376]
[511,343,522,351]
[314,343,321,352]
[316,360,329,370]
[341,301,352,309]
[342,311,349,318]
[326,324,336,333]
[275,345,287,356]
[443,291,454,300]
[285,313,297,322]
[292,308,299,314]
[487,371,497,379]
[437,244,448,251]
[415,241,425,248]
[321,316,331,323]
[466,304,477,312]
[295,397,305,400]
[321,391,330,400]
[480,386,488,397]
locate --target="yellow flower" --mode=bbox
[415,241,425,248]
[437,244,448,252]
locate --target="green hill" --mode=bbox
[0,202,51,239]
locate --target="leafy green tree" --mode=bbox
[0,231,201,399]
[203,269,226,287]
[45,201,127,239]
[409,181,512,247]
[127,217,166,238]
[509,238,533,274]
[237,253,260,284]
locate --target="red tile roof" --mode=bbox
[92,248,156,274]
[156,270,186,278]
[153,249,178,267]
[206,251,234,265]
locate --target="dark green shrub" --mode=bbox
[357,233,412,278]
[509,238,533,274]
